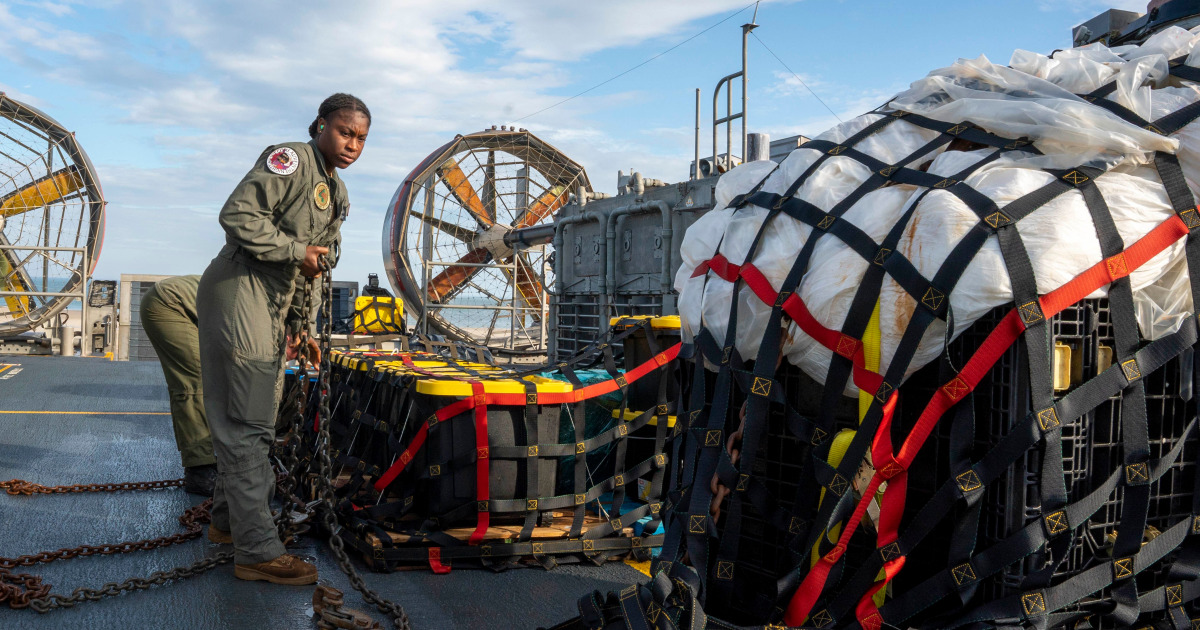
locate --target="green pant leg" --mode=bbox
[140,283,216,468]
[197,257,288,565]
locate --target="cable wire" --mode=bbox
[751,31,843,123]
[512,1,760,123]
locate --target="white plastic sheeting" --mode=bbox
[676,27,1200,395]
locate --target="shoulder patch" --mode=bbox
[266,147,299,175]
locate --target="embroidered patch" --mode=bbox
[314,182,331,210]
[266,147,299,175]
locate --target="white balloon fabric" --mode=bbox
[676,28,1200,395]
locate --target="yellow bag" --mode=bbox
[351,295,405,334]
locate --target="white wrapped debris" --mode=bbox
[676,28,1200,395]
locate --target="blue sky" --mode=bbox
[0,0,1147,287]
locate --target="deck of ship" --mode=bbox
[0,355,643,629]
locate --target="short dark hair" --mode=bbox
[309,93,371,138]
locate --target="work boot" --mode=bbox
[207,525,232,544]
[234,554,318,585]
[183,464,217,496]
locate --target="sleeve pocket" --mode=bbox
[228,352,282,423]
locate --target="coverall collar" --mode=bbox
[308,138,338,178]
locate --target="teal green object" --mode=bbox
[548,370,625,494]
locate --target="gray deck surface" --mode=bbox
[0,355,643,629]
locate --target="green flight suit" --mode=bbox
[198,139,346,565]
[139,274,215,469]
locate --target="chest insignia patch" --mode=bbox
[266,147,299,175]
[314,182,331,210]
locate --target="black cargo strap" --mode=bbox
[822,319,1199,628]
[700,122,983,610]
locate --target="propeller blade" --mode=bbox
[426,247,492,303]
[412,210,478,244]
[1,166,84,218]
[0,232,34,317]
[436,159,494,228]
[516,185,568,228]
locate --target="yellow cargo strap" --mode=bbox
[814,299,888,606]
[858,300,882,420]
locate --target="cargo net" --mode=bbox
[655,29,1200,630]
[279,317,681,572]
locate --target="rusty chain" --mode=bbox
[313,584,384,630]
[0,255,412,623]
[273,276,318,544]
[0,478,184,496]
[0,483,234,612]
[313,253,413,630]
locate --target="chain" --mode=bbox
[313,254,413,630]
[1,257,411,621]
[273,277,318,544]
[0,499,212,570]
[313,584,384,630]
[0,478,184,495]
[0,486,233,611]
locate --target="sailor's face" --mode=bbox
[317,110,369,170]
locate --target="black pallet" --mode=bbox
[899,299,1198,626]
[699,364,861,625]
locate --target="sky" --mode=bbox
[0,0,1151,290]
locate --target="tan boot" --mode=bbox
[207,525,233,544]
[234,554,318,585]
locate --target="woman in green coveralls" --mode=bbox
[198,94,369,585]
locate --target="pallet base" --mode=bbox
[339,513,662,573]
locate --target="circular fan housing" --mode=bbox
[383,129,589,354]
[0,95,105,335]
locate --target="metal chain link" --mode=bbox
[0,478,185,496]
[1,258,412,622]
[0,488,234,611]
[314,254,413,630]
[313,584,385,629]
[273,277,318,544]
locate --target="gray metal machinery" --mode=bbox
[0,93,105,356]
[86,279,116,357]
[547,15,808,361]
[1074,0,1200,47]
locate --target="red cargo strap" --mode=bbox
[782,391,898,624]
[696,255,886,398]
[784,214,1189,626]
[372,397,471,491]
[469,381,490,545]
[691,253,741,280]
[371,344,682,492]
[427,547,451,574]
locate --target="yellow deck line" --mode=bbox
[0,411,170,415]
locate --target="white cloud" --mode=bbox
[0,0,793,285]
[0,82,48,108]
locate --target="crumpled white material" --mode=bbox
[676,29,1200,395]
